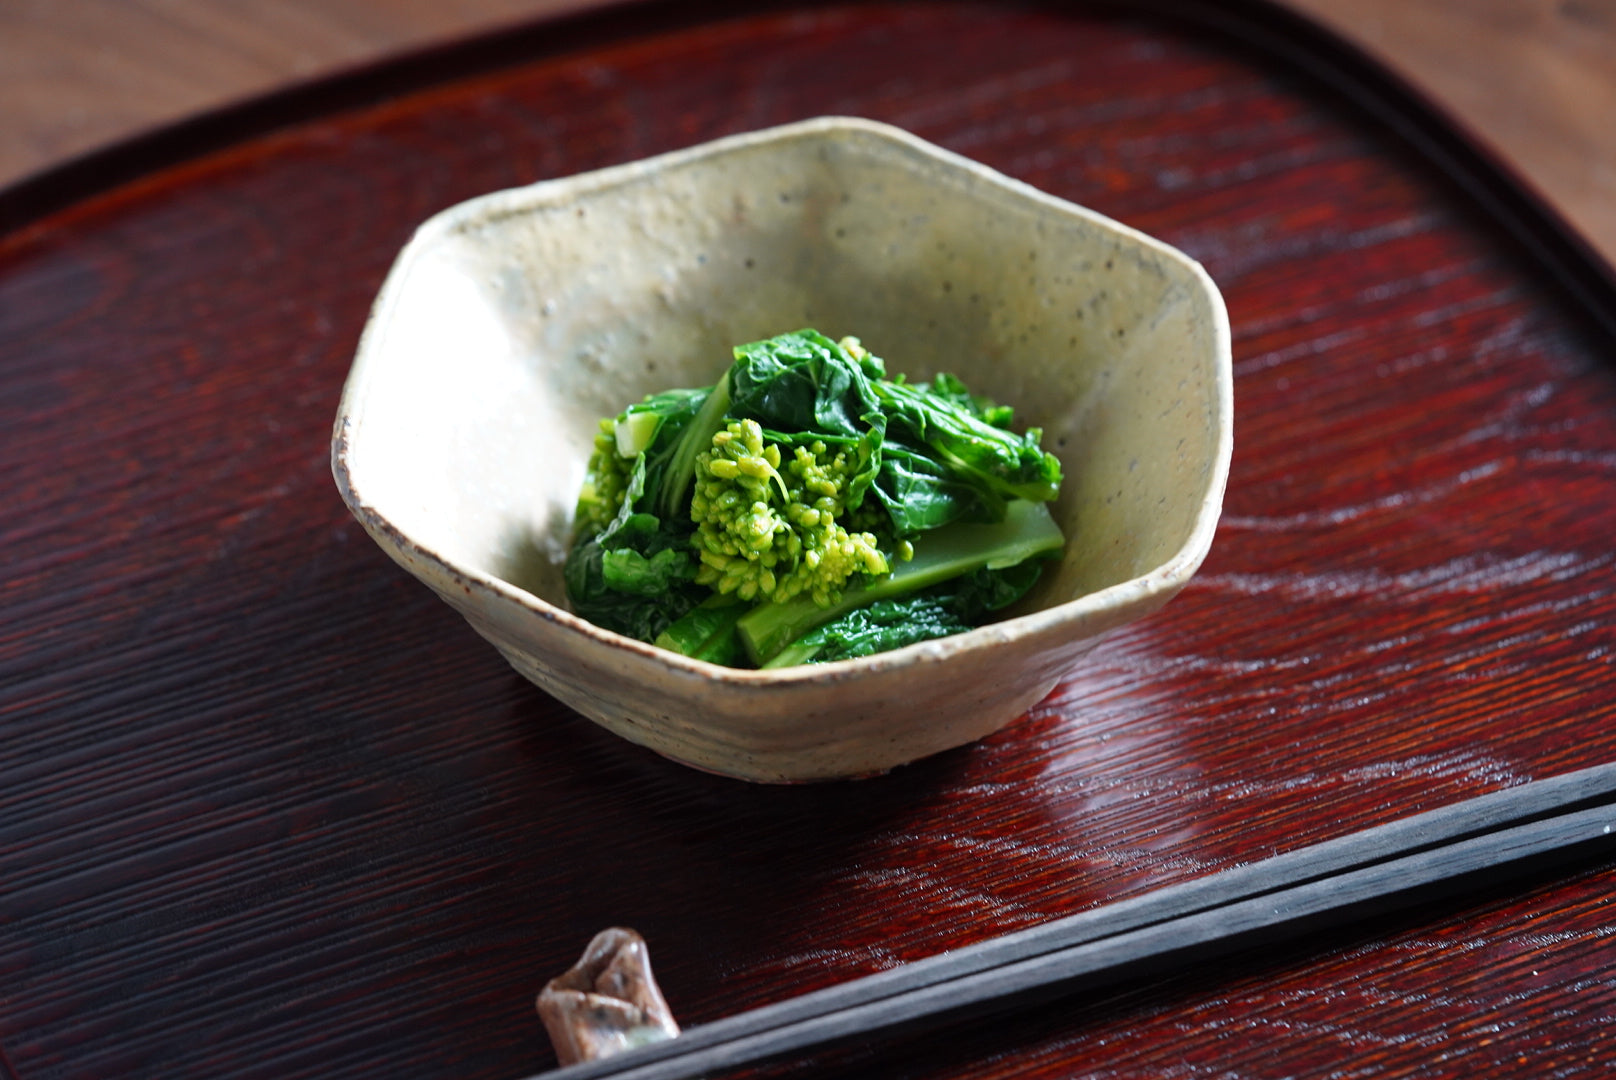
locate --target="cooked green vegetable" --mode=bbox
[766,561,1047,668]
[690,418,893,606]
[565,329,1065,666]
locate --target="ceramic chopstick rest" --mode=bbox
[537,929,680,1066]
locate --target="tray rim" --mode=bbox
[2,0,1613,357]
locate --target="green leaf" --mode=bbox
[874,376,1062,504]
[762,562,1047,667]
[565,456,703,639]
[925,372,1016,429]
[728,329,887,506]
[871,439,1004,533]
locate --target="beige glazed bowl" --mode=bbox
[332,116,1232,783]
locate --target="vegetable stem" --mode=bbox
[657,371,732,522]
[654,596,748,665]
[737,499,1064,664]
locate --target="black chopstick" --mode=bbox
[526,762,1616,1080]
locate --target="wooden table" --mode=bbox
[5,2,1616,1078]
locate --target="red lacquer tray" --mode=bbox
[5,3,1616,1078]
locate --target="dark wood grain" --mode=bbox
[538,765,1616,1080]
[7,1,1616,270]
[4,3,1616,1079]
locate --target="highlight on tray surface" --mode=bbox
[565,329,1066,668]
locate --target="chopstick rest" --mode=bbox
[537,929,680,1067]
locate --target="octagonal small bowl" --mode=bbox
[331,116,1232,783]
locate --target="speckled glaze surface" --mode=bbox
[331,117,1232,782]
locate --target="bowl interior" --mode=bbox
[342,118,1228,634]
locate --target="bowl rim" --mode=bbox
[331,115,1233,685]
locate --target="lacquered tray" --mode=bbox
[5,2,1616,1078]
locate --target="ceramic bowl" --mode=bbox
[331,116,1232,783]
